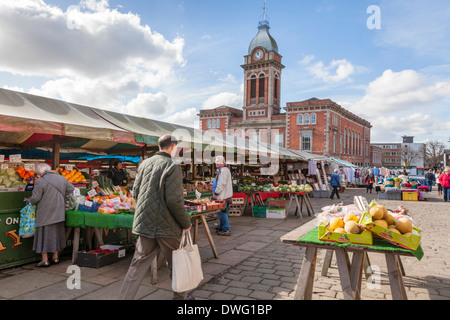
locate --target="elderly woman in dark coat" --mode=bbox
[30,163,74,267]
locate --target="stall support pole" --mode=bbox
[52,136,61,170]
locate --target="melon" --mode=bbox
[344,214,359,223]
[390,228,401,234]
[396,218,413,234]
[344,220,361,234]
[334,228,346,234]
[385,213,395,226]
[403,232,413,237]
[373,219,388,229]
[369,205,387,220]
[329,218,344,231]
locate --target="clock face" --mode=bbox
[253,49,263,61]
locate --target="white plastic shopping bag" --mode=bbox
[171,230,204,293]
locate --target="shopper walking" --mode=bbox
[364,169,375,193]
[436,169,442,196]
[211,156,233,236]
[330,169,341,200]
[119,134,193,300]
[29,163,74,267]
[424,169,436,192]
[438,167,450,202]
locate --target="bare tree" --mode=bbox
[425,140,446,169]
[401,145,421,168]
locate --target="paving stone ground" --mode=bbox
[0,188,449,300]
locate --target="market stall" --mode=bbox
[281,197,423,300]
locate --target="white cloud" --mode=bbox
[202,92,241,110]
[299,55,365,83]
[164,108,199,128]
[351,69,450,117]
[0,0,185,119]
[125,92,168,117]
[347,69,450,143]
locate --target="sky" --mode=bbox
[1,0,449,146]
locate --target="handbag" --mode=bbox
[171,230,204,293]
[19,203,37,238]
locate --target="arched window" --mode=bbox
[311,113,317,125]
[250,75,257,99]
[344,128,347,154]
[304,114,310,125]
[298,114,303,125]
[259,74,265,98]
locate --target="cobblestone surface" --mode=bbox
[0,188,449,300]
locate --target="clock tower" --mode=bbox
[241,18,284,121]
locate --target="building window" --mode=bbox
[311,113,317,125]
[340,134,343,154]
[207,120,211,129]
[216,119,220,129]
[301,133,312,152]
[274,134,284,148]
[259,76,265,98]
[304,114,310,125]
[274,78,278,99]
[212,119,216,129]
[333,132,337,154]
[250,76,257,99]
[298,114,303,125]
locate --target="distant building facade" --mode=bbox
[198,18,372,166]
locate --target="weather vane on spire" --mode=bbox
[259,0,269,27]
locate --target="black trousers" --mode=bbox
[330,186,340,199]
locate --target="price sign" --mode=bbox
[9,154,22,163]
[111,197,121,205]
[24,164,35,171]
[92,181,99,188]
[73,188,81,197]
[0,155,4,163]
[1,164,8,170]
[84,201,93,208]
[65,165,74,171]
[195,189,202,200]
[87,189,97,198]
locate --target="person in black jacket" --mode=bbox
[108,160,129,186]
[424,169,436,192]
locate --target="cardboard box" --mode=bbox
[268,199,285,208]
[266,208,286,219]
[76,245,126,268]
[318,222,373,245]
[359,211,421,250]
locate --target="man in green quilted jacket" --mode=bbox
[119,134,193,300]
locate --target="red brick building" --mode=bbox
[198,19,372,166]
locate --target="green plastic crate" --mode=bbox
[253,206,266,218]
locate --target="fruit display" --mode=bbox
[360,202,421,250]
[0,168,26,188]
[59,167,88,184]
[317,204,373,245]
[185,198,226,211]
[16,167,38,184]
[183,182,213,194]
[237,183,313,193]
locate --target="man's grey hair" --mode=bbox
[334,169,339,173]
[215,156,225,165]
[36,163,51,175]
